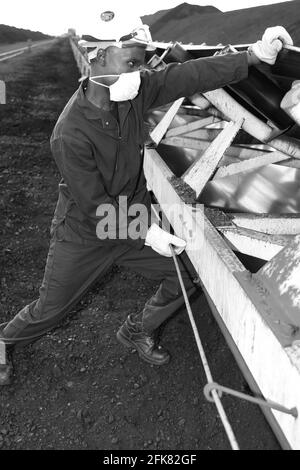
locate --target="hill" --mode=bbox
[143,1,300,45]
[0,24,52,44]
[142,2,220,31]
[142,8,172,27]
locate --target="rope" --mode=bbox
[283,44,300,53]
[204,382,298,418]
[169,244,240,450]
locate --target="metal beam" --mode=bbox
[161,136,211,152]
[159,138,292,171]
[177,106,224,120]
[182,128,222,140]
[213,150,290,179]
[255,235,300,329]
[189,93,211,110]
[219,226,292,261]
[144,147,300,449]
[232,214,300,235]
[165,115,221,137]
[150,97,185,145]
[198,283,291,450]
[182,119,243,196]
[203,88,300,159]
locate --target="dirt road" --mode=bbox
[0,38,280,450]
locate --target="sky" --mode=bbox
[1,0,295,36]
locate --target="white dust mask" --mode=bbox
[89,71,141,102]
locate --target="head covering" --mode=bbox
[78,8,155,62]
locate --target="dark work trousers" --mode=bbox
[1,229,197,347]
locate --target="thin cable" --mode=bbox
[283,44,300,53]
[169,244,240,450]
[204,382,298,418]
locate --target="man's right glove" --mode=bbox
[145,223,186,257]
[250,26,293,65]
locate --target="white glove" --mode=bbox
[145,223,186,257]
[251,26,293,65]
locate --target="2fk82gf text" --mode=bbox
[103,454,197,466]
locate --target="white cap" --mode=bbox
[79,7,155,61]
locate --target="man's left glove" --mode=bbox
[250,26,293,65]
[145,223,186,257]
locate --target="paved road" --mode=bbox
[0,39,56,62]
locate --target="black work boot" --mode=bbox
[0,344,14,386]
[116,315,170,366]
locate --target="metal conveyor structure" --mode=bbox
[69,35,300,450]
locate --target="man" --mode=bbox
[0,8,293,384]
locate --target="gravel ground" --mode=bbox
[0,38,280,450]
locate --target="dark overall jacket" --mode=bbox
[50,52,248,249]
